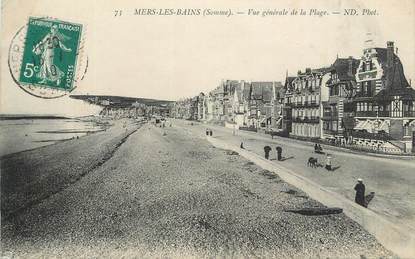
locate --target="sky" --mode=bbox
[1,0,415,116]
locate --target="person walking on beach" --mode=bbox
[325,154,332,171]
[354,179,366,207]
[264,146,271,160]
[276,146,283,161]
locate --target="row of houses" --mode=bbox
[171,40,415,153]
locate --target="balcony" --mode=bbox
[323,129,339,135]
[355,111,377,117]
[378,111,391,117]
[355,111,391,117]
[292,116,320,124]
[322,115,339,121]
[292,101,320,108]
[293,102,303,107]
[306,101,319,107]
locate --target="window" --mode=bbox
[365,62,371,71]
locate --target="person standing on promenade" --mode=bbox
[325,154,332,170]
[264,146,271,159]
[354,179,366,207]
[276,146,283,161]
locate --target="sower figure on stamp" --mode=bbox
[32,24,72,86]
[354,178,366,207]
[264,146,271,160]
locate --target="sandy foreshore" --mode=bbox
[1,122,393,258]
[1,118,142,220]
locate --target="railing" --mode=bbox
[351,131,393,141]
[239,126,258,132]
[292,101,320,108]
[322,115,339,121]
[306,101,319,107]
[323,129,339,135]
[355,111,377,117]
[292,116,320,124]
[377,111,390,117]
[404,111,415,117]
[308,116,320,123]
[354,111,411,117]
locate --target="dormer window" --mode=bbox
[365,60,373,71]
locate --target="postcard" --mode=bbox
[1,0,414,258]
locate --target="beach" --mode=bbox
[1,118,141,220]
[1,120,393,258]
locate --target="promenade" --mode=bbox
[177,120,415,229]
[1,121,392,258]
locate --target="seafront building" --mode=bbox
[170,39,415,154]
[352,41,415,152]
[289,68,330,139]
[322,57,360,142]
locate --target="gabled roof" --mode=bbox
[373,48,410,89]
[284,77,296,90]
[251,82,275,102]
[242,83,252,101]
[331,57,360,81]
[375,87,415,101]
[233,84,243,102]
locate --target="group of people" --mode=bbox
[205,129,213,136]
[263,145,283,161]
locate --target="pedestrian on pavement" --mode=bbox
[314,143,319,153]
[209,130,213,136]
[354,179,366,207]
[264,146,271,159]
[276,146,283,161]
[325,154,332,170]
[206,129,209,136]
[240,142,244,149]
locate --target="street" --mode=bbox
[1,122,391,258]
[179,120,415,229]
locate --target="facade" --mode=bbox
[353,41,415,152]
[290,68,330,138]
[322,57,360,142]
[282,76,295,133]
[170,39,415,153]
[270,82,285,129]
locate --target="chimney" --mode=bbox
[348,56,354,76]
[305,68,311,74]
[386,41,395,89]
[387,41,394,66]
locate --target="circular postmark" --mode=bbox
[8,16,88,99]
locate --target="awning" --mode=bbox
[354,120,372,132]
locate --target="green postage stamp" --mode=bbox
[8,17,87,98]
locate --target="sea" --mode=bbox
[0,117,105,157]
